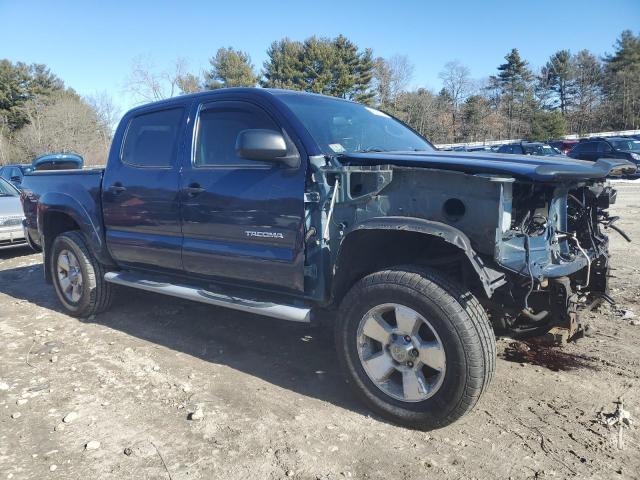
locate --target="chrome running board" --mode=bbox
[104,271,311,323]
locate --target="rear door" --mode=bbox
[179,99,307,293]
[597,141,619,159]
[582,142,599,161]
[102,106,187,272]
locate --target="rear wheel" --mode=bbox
[335,266,495,430]
[50,231,113,317]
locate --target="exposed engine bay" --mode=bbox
[311,158,632,341]
[492,180,626,338]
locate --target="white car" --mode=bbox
[0,177,27,250]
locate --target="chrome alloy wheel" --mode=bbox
[356,303,446,402]
[56,249,83,303]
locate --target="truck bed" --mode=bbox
[21,168,105,250]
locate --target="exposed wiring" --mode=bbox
[557,231,591,290]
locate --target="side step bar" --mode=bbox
[104,271,311,323]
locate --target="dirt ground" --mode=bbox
[1,184,639,480]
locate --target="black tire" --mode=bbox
[50,231,113,317]
[335,266,495,430]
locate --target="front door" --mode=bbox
[102,106,187,272]
[180,99,306,293]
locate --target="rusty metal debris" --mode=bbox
[599,397,632,450]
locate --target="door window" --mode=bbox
[598,142,613,153]
[194,102,281,168]
[121,108,184,167]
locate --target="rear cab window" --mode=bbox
[121,107,184,167]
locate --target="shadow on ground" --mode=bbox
[0,261,368,417]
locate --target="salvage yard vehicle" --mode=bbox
[568,137,640,175]
[19,89,637,430]
[0,163,34,190]
[497,141,563,156]
[0,177,27,250]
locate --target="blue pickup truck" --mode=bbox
[20,88,635,429]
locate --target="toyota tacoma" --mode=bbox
[20,88,636,430]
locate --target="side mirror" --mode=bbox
[236,129,298,167]
[10,176,21,184]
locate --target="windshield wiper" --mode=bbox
[353,147,388,153]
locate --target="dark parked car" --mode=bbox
[568,137,640,173]
[20,88,636,430]
[0,164,34,189]
[464,146,493,152]
[549,140,578,155]
[497,142,563,156]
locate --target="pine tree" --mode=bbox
[540,50,575,114]
[261,39,304,90]
[603,30,640,129]
[489,48,534,138]
[571,50,602,133]
[261,35,375,103]
[203,47,258,90]
[530,110,566,141]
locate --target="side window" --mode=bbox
[194,101,281,168]
[598,142,612,153]
[583,142,597,153]
[121,108,184,167]
[0,168,7,180]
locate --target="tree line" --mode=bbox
[176,30,638,144]
[0,61,116,165]
[1,30,638,165]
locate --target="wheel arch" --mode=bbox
[38,192,114,282]
[330,217,505,305]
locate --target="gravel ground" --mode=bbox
[1,184,639,480]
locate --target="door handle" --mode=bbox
[184,183,205,196]
[108,184,126,194]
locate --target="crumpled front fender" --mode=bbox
[348,216,506,297]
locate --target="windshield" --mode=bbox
[0,178,19,197]
[612,139,640,152]
[277,93,434,155]
[523,145,560,156]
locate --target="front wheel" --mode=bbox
[335,266,495,430]
[50,231,113,317]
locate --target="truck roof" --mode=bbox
[124,88,355,114]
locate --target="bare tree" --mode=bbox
[15,91,110,165]
[124,55,198,104]
[373,54,414,111]
[85,91,121,135]
[438,61,473,141]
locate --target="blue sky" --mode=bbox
[1,0,638,114]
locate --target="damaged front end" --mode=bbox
[493,178,628,340]
[309,152,634,343]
